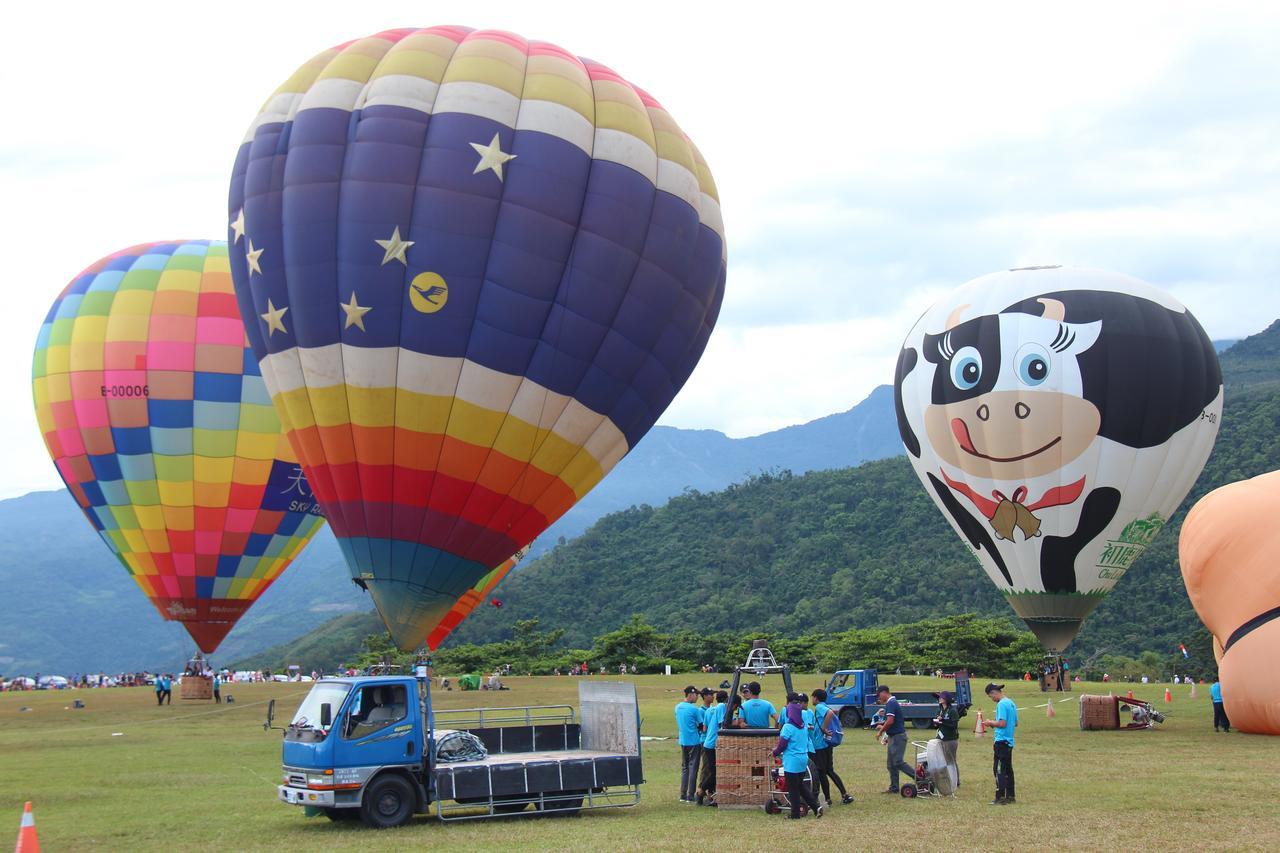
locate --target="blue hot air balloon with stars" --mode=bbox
[227,26,727,649]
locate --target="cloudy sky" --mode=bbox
[4,1,1278,498]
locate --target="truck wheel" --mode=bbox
[492,799,530,814]
[911,719,930,729]
[323,808,358,821]
[839,708,863,729]
[361,775,415,828]
[547,790,586,816]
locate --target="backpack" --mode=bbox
[822,708,845,747]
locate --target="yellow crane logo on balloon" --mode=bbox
[409,272,449,314]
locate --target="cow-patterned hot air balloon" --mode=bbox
[1180,471,1280,735]
[32,240,325,652]
[228,26,726,649]
[894,267,1221,652]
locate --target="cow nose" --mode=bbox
[1015,401,1031,420]
[976,404,990,422]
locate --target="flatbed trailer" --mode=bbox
[271,677,643,828]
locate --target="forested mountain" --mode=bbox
[0,386,897,674]
[245,321,1280,670]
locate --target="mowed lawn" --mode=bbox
[2,674,1277,851]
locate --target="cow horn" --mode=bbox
[945,304,970,330]
[1038,298,1066,322]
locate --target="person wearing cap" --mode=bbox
[874,684,915,793]
[810,688,853,805]
[697,690,728,806]
[772,700,823,819]
[983,682,1017,804]
[931,690,961,788]
[741,681,778,728]
[675,685,704,803]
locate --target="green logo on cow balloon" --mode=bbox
[1096,513,1166,580]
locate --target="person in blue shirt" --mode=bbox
[984,682,1018,804]
[874,685,916,793]
[772,700,823,819]
[154,675,164,706]
[697,690,727,806]
[675,686,704,803]
[1210,678,1230,732]
[213,674,222,704]
[740,682,778,728]
[810,688,853,805]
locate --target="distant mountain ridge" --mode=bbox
[0,386,900,674]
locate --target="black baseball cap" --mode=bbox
[933,690,955,702]
[700,687,714,696]
[684,685,698,695]
[984,682,1005,695]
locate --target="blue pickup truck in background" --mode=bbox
[824,668,971,729]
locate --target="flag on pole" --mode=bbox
[1179,643,1189,659]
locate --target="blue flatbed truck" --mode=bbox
[824,668,971,729]
[269,676,643,828]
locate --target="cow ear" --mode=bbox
[1063,320,1102,354]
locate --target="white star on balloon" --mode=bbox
[229,209,245,243]
[375,226,414,266]
[245,239,264,275]
[340,292,373,331]
[469,133,517,181]
[261,299,289,336]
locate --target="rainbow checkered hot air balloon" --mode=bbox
[31,240,326,652]
[228,26,727,650]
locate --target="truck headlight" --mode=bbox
[306,773,332,787]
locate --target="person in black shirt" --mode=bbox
[932,690,961,787]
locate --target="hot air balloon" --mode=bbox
[893,266,1221,652]
[425,548,527,649]
[31,240,326,652]
[228,27,726,649]
[1180,471,1280,735]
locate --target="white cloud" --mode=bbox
[4,1,1280,496]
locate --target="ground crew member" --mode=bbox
[983,682,1018,804]
[875,684,915,793]
[675,686,703,803]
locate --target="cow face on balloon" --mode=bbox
[894,269,1222,652]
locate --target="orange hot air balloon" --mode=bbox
[426,548,527,648]
[1180,470,1280,735]
[31,241,326,652]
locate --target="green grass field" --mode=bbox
[3,675,1277,851]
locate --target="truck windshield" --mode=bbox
[290,682,350,730]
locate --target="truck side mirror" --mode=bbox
[263,698,275,732]
[320,703,332,729]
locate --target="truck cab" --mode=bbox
[279,677,422,816]
[273,676,643,828]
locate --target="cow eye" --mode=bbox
[950,347,983,390]
[1016,344,1051,386]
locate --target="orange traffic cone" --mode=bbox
[1046,698,1057,718]
[1164,688,1173,703]
[15,801,39,853]
[973,709,985,737]
[1127,689,1134,699]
